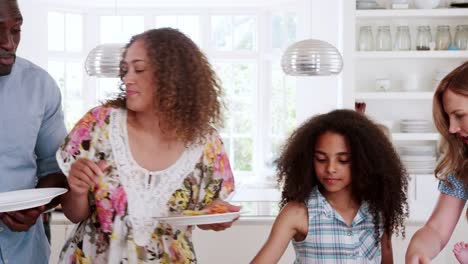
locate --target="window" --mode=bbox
[47,12,85,130]
[155,15,200,44]
[48,12,83,52]
[215,62,257,173]
[209,14,298,184]
[100,16,144,44]
[152,12,300,183]
[271,12,298,50]
[46,1,305,187]
[211,16,256,51]
[96,15,145,105]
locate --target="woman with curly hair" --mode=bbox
[56,28,239,263]
[251,109,409,263]
[406,61,468,264]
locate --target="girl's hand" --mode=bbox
[68,158,108,195]
[197,199,241,231]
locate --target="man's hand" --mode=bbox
[197,199,241,231]
[0,205,45,232]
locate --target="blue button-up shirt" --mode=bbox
[0,57,67,264]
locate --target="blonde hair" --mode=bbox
[433,61,468,183]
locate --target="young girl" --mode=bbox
[406,61,468,264]
[251,109,408,263]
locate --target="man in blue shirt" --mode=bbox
[0,0,68,263]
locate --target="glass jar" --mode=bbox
[358,26,374,51]
[394,26,411,51]
[454,25,468,50]
[376,26,392,51]
[416,26,432,51]
[435,25,452,50]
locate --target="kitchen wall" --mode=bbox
[16,0,48,68]
[14,0,468,263]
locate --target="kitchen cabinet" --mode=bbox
[343,1,468,221]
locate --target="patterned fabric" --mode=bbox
[0,57,67,264]
[439,173,468,200]
[292,187,382,264]
[56,106,235,264]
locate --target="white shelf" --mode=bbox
[356,8,468,18]
[409,174,434,177]
[355,51,468,59]
[392,133,439,141]
[356,92,433,100]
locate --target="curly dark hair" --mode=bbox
[277,109,408,241]
[106,28,223,144]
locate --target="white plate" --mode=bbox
[401,152,435,156]
[0,188,67,213]
[400,119,431,125]
[157,211,242,226]
[401,124,432,127]
[401,155,436,161]
[401,129,433,133]
[400,145,435,151]
[408,169,435,174]
[356,2,384,9]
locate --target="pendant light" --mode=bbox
[84,0,124,78]
[84,43,124,77]
[281,39,343,76]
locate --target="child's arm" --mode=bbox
[250,201,308,264]
[405,193,465,263]
[381,232,393,264]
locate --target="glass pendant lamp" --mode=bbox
[84,43,125,78]
[281,39,343,76]
[84,0,125,78]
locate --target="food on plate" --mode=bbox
[181,210,205,216]
[182,204,230,216]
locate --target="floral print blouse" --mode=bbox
[56,106,235,264]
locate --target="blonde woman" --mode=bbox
[406,61,468,264]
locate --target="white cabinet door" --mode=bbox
[408,174,439,221]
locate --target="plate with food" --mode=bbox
[0,188,67,213]
[157,204,243,226]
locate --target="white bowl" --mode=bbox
[413,0,440,9]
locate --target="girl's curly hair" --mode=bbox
[106,28,223,144]
[277,109,408,241]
